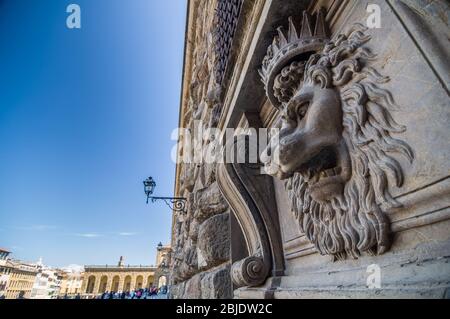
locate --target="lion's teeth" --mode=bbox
[318,169,337,179]
[325,169,335,176]
[302,170,312,182]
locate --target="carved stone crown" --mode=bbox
[259,9,329,109]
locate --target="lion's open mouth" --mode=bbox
[298,146,348,202]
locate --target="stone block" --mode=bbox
[184,273,205,299]
[200,264,232,299]
[194,182,228,222]
[169,281,185,299]
[179,245,199,280]
[197,212,230,269]
[188,218,200,242]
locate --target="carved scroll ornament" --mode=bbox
[217,134,284,288]
[231,256,268,287]
[259,10,414,260]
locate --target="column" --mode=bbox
[105,275,113,292]
[93,275,101,295]
[118,275,125,292]
[81,275,88,293]
[129,275,136,291]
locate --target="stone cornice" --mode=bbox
[172,0,197,248]
[84,265,157,272]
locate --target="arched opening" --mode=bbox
[135,275,143,289]
[147,275,154,288]
[123,275,132,292]
[158,276,167,288]
[99,275,108,293]
[86,275,96,294]
[111,276,120,292]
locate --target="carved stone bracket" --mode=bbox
[217,133,284,288]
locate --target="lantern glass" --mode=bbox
[143,177,156,196]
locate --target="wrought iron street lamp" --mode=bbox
[143,176,187,214]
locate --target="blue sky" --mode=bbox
[0,0,186,267]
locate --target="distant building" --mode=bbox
[81,257,157,297]
[0,250,67,299]
[3,258,39,299]
[80,243,171,297]
[30,266,63,299]
[0,248,12,297]
[155,243,171,288]
[58,270,84,297]
[156,242,171,268]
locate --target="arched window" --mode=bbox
[99,275,108,293]
[147,275,154,288]
[158,276,167,288]
[123,275,132,292]
[111,276,120,292]
[135,275,143,289]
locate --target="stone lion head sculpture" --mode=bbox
[260,14,413,260]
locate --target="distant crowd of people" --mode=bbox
[7,286,169,299]
[60,293,81,299]
[96,285,168,299]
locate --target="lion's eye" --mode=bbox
[297,101,310,118]
[281,112,296,128]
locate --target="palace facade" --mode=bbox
[81,259,156,296]
[81,243,171,296]
[170,0,450,299]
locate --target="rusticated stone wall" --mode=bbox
[169,0,243,299]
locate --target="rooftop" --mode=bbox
[84,264,157,271]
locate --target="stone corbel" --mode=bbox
[217,122,284,288]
